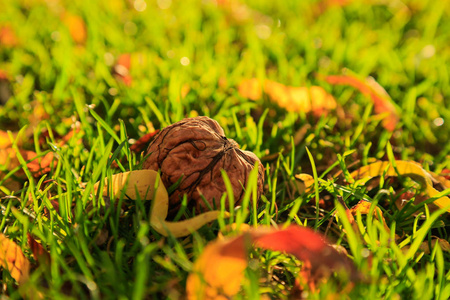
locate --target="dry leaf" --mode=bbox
[325,72,398,131]
[238,78,262,101]
[114,54,132,86]
[27,233,50,266]
[0,25,19,47]
[0,130,15,149]
[181,83,191,100]
[0,148,54,178]
[348,200,392,235]
[403,237,450,255]
[238,78,336,116]
[61,13,87,44]
[294,173,314,194]
[186,226,359,299]
[0,233,30,284]
[350,160,450,212]
[94,169,229,237]
[130,130,159,154]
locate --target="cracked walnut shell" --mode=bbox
[143,116,264,215]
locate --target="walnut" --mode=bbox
[143,116,264,215]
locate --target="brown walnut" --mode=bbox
[143,116,264,215]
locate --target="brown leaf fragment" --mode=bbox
[130,130,159,154]
[27,234,50,266]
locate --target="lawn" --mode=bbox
[1,0,450,299]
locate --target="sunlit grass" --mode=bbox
[1,0,450,298]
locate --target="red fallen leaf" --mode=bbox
[61,13,87,44]
[186,226,359,299]
[0,233,30,284]
[238,78,337,116]
[324,72,398,131]
[114,54,132,86]
[27,234,50,266]
[440,169,450,181]
[0,69,8,80]
[0,25,19,47]
[130,130,159,154]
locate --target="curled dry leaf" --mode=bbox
[0,233,30,284]
[186,226,359,299]
[238,78,337,116]
[350,160,450,212]
[325,72,398,131]
[143,116,264,216]
[94,169,229,237]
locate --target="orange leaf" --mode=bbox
[62,13,87,44]
[0,69,9,80]
[348,200,392,234]
[0,25,19,47]
[0,130,15,149]
[0,148,54,177]
[238,78,263,101]
[325,73,398,131]
[0,233,30,284]
[186,226,359,299]
[114,54,132,86]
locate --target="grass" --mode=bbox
[1,0,450,298]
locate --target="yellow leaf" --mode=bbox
[348,200,392,235]
[350,160,450,212]
[294,173,314,194]
[0,130,14,149]
[94,170,229,237]
[238,78,263,101]
[187,237,247,300]
[237,78,336,116]
[0,233,30,284]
